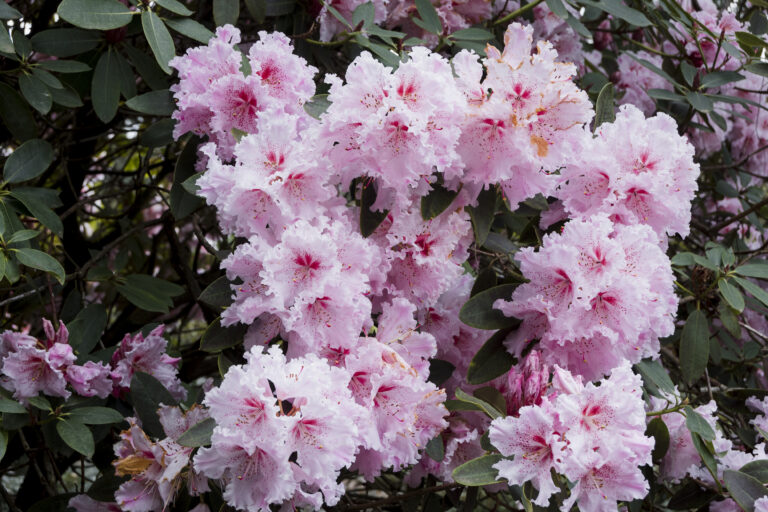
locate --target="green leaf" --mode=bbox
[426,436,445,462]
[15,248,65,284]
[735,31,768,49]
[3,139,54,184]
[594,82,615,129]
[454,389,501,419]
[740,460,768,483]
[466,328,516,385]
[459,284,518,330]
[719,301,742,338]
[360,179,388,237]
[626,53,681,87]
[68,407,124,425]
[139,118,174,147]
[724,470,768,512]
[646,417,670,462]
[265,0,295,16]
[735,262,768,279]
[176,417,216,447]
[473,386,506,416]
[181,172,203,195]
[667,481,717,510]
[57,0,133,30]
[32,69,63,91]
[92,49,121,124]
[31,29,101,58]
[6,229,39,244]
[155,0,193,16]
[691,432,718,483]
[734,276,768,309]
[680,309,710,383]
[467,186,496,246]
[37,60,91,73]
[13,30,32,59]
[200,317,247,352]
[67,304,107,356]
[116,274,184,313]
[125,90,174,116]
[0,397,26,414]
[746,62,768,78]
[647,88,685,101]
[700,71,745,89]
[718,277,746,312]
[421,183,459,220]
[686,91,714,112]
[352,1,375,27]
[170,137,204,219]
[0,1,21,19]
[684,406,716,441]
[244,0,266,22]
[27,396,52,411]
[56,419,94,457]
[214,0,240,25]
[580,0,650,26]
[164,18,214,44]
[10,187,64,237]
[19,74,52,115]
[450,28,494,41]
[452,454,504,486]
[304,94,331,120]
[130,372,177,438]
[680,60,697,87]
[0,83,36,141]
[0,430,7,463]
[198,276,233,308]
[414,0,442,34]
[142,10,176,74]
[51,85,84,108]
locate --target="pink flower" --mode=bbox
[66,361,112,398]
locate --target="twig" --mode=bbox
[336,483,462,511]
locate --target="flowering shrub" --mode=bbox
[2,0,768,511]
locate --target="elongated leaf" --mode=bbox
[414,0,442,34]
[580,0,650,26]
[647,417,670,462]
[170,137,204,218]
[0,2,21,19]
[19,74,52,115]
[198,276,233,308]
[684,406,716,441]
[164,18,214,44]
[421,183,459,220]
[724,470,768,512]
[31,29,101,58]
[4,139,54,184]
[741,460,768,483]
[56,419,94,457]
[719,278,745,312]
[467,328,516,384]
[467,186,496,246]
[116,274,184,313]
[734,276,768,309]
[142,11,175,74]
[214,0,240,25]
[177,417,216,447]
[67,304,107,356]
[455,389,501,419]
[700,71,745,89]
[131,372,177,438]
[426,436,445,462]
[37,60,91,73]
[155,0,193,16]
[686,91,714,112]
[594,82,615,129]
[15,248,65,284]
[459,284,518,330]
[200,317,247,352]
[450,28,494,40]
[0,83,36,141]
[92,49,121,123]
[57,0,133,30]
[647,88,685,101]
[125,90,174,116]
[735,262,768,279]
[304,94,331,120]
[452,454,504,486]
[10,188,64,237]
[68,407,124,425]
[746,62,768,77]
[680,309,710,383]
[360,179,388,237]
[0,397,26,413]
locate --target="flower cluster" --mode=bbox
[0,320,185,403]
[490,362,653,510]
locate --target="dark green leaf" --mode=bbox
[6,229,39,244]
[360,179,388,237]
[459,284,518,330]
[700,71,745,89]
[51,84,84,108]
[200,317,247,352]
[467,186,496,246]
[634,358,676,395]
[92,49,121,123]
[426,436,445,462]
[0,83,37,141]
[181,172,202,195]
[244,0,266,22]
[0,397,26,414]
[692,432,718,483]
[454,389,501,419]
[37,60,91,73]
[580,0,650,26]
[667,481,717,510]
[116,274,184,313]
[450,28,494,41]
[735,31,768,49]
[414,0,442,34]
[428,359,454,386]
[646,417,670,462]
[31,29,101,58]
[14,248,65,284]
[452,454,504,486]
[680,309,710,383]
[0,430,7,463]
[13,30,32,59]
[724,470,768,512]
[0,2,21,19]
[719,278,746,312]
[647,88,685,101]
[304,94,331,120]
[467,328,516,385]
[214,0,240,25]
[264,0,295,16]
[56,419,94,457]
[142,10,175,74]
[68,407,124,425]
[177,417,216,447]
[125,90,174,116]
[352,2,375,27]
[170,137,204,218]
[57,0,133,30]
[684,406,716,441]
[746,62,768,78]
[139,118,175,147]
[155,0,194,16]
[67,304,107,356]
[734,276,768,309]
[594,82,615,129]
[681,60,697,86]
[10,188,64,237]
[198,276,233,308]
[19,74,52,115]
[470,268,497,297]
[735,262,768,279]
[27,396,52,411]
[421,183,459,220]
[686,91,715,112]
[130,372,177,438]
[3,139,54,184]
[741,460,768,484]
[164,18,214,44]
[473,386,506,416]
